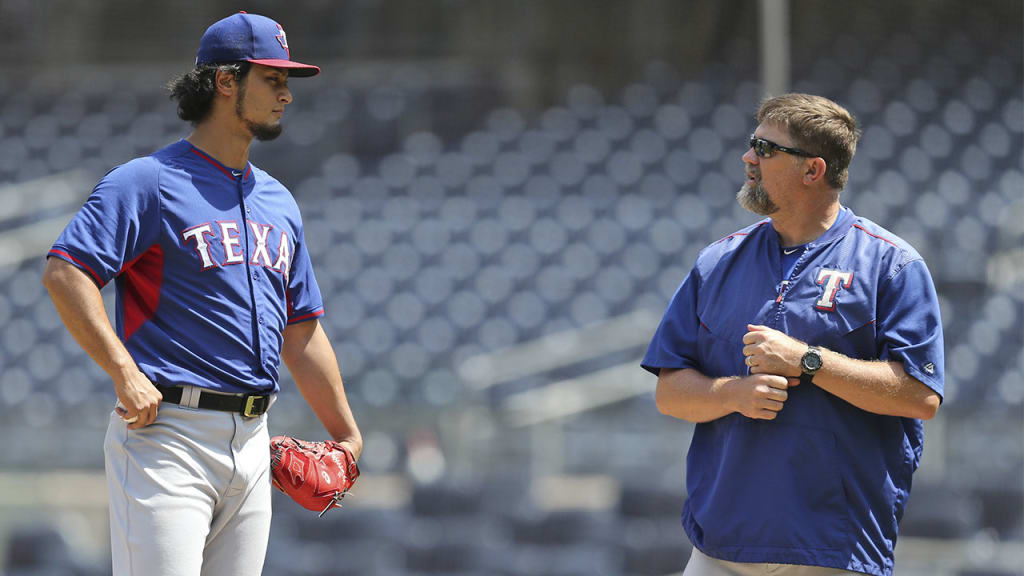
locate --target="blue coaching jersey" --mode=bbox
[642,207,944,576]
[49,140,324,394]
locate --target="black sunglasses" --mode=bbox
[749,135,817,159]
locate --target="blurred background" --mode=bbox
[0,0,1021,574]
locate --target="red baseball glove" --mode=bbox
[270,436,360,517]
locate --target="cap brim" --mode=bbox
[247,58,320,77]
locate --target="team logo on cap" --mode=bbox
[275,24,290,57]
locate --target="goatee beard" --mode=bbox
[737,180,777,215]
[247,120,282,141]
[236,90,283,141]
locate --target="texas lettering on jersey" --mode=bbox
[182,219,292,276]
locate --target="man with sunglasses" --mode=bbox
[643,94,944,575]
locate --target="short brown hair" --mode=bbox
[757,94,860,190]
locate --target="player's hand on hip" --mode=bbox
[742,324,804,378]
[727,374,791,420]
[113,370,163,430]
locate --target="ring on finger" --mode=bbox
[745,356,753,366]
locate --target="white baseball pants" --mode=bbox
[683,548,863,576]
[104,399,272,576]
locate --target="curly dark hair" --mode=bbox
[167,62,252,125]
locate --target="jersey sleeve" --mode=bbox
[876,259,945,398]
[285,229,325,324]
[48,161,161,287]
[641,267,703,376]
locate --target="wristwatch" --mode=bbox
[800,346,823,377]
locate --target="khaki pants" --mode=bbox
[684,548,863,576]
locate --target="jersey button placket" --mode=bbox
[237,172,264,371]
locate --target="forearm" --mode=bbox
[813,349,940,420]
[292,366,362,453]
[42,258,138,379]
[743,324,940,420]
[655,368,738,423]
[283,321,362,458]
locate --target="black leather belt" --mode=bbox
[156,385,272,417]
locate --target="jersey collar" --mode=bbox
[186,142,254,182]
[767,206,855,251]
[809,206,855,248]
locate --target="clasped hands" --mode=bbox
[728,324,808,420]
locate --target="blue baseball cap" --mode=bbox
[196,12,320,77]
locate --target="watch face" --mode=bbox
[802,351,822,372]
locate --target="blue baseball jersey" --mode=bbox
[642,207,944,576]
[49,140,324,394]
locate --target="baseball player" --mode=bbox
[643,94,944,575]
[42,12,361,576]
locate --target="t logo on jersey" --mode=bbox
[815,269,853,311]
